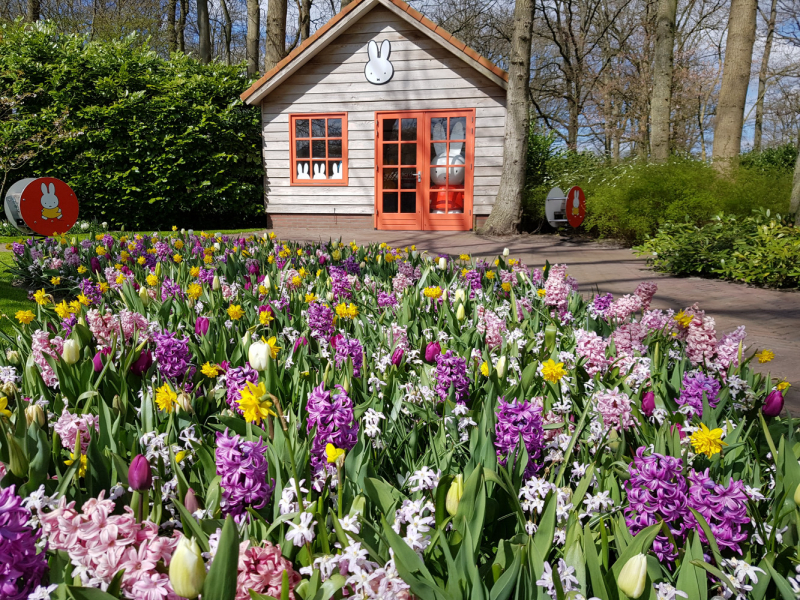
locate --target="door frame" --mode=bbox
[374,109,475,231]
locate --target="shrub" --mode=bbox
[0,21,264,230]
[636,210,800,288]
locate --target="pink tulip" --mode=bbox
[762,390,784,417]
[641,391,655,416]
[425,341,441,363]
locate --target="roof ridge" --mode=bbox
[240,0,508,103]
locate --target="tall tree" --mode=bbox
[649,0,678,161]
[167,0,178,53]
[753,0,778,152]
[477,0,534,235]
[197,0,212,63]
[26,0,39,22]
[712,0,757,167]
[299,0,312,40]
[178,0,188,52]
[246,0,260,74]
[792,148,800,225]
[265,0,288,71]
[220,0,233,65]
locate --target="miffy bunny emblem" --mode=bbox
[40,183,62,220]
[297,163,310,179]
[365,40,393,85]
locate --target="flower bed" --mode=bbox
[0,231,797,600]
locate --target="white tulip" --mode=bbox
[617,554,648,598]
[249,341,269,371]
[61,339,80,365]
[138,285,150,306]
[495,356,507,379]
[502,247,509,256]
[438,257,447,270]
[169,536,206,599]
[454,289,466,303]
[212,275,221,291]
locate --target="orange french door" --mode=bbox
[375,109,474,231]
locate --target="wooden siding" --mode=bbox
[260,4,506,217]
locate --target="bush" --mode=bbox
[0,21,264,230]
[739,143,798,173]
[635,209,800,288]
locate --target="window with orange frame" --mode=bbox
[289,114,348,185]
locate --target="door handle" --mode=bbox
[417,171,422,182]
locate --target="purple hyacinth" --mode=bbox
[198,268,215,284]
[343,255,361,275]
[591,293,614,318]
[215,430,274,522]
[225,363,259,411]
[80,278,102,304]
[306,383,359,474]
[463,270,482,297]
[434,350,469,403]
[161,278,185,301]
[329,266,351,300]
[494,398,544,477]
[687,469,749,554]
[153,330,192,381]
[677,372,721,417]
[11,242,24,256]
[0,486,48,599]
[377,292,398,308]
[334,337,363,377]
[307,302,335,338]
[624,447,689,563]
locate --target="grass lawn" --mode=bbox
[0,227,265,246]
[0,252,33,336]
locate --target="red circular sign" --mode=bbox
[18,178,79,236]
[566,185,586,228]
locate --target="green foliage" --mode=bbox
[636,210,800,288]
[739,143,798,173]
[0,20,264,230]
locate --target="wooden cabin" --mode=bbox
[241,0,508,231]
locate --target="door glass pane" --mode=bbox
[400,168,417,189]
[295,119,309,138]
[295,140,310,159]
[430,117,447,140]
[312,140,326,158]
[383,168,398,189]
[383,119,399,141]
[383,144,398,165]
[329,161,343,179]
[383,192,398,213]
[401,143,416,165]
[401,192,416,213]
[311,119,326,137]
[449,191,465,213]
[429,189,446,213]
[296,161,310,179]
[328,139,342,158]
[449,117,467,140]
[312,161,327,179]
[401,119,417,141]
[328,118,342,137]
[448,144,466,186]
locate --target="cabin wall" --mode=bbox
[259,4,506,228]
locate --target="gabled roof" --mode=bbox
[240,0,508,105]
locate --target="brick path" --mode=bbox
[268,228,800,413]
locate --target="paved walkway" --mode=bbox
[268,228,800,413]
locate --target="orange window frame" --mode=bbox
[289,113,349,186]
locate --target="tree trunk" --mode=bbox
[167,0,177,53]
[220,0,233,65]
[178,0,187,52]
[197,0,212,63]
[649,0,678,162]
[753,0,777,152]
[26,0,40,22]
[265,0,288,71]
[246,0,260,75]
[299,0,312,40]
[477,0,534,236]
[792,150,800,225]
[712,0,757,168]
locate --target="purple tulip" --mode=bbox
[319,255,326,265]
[184,488,200,513]
[90,257,101,273]
[93,351,104,373]
[391,348,404,366]
[130,349,152,377]
[195,316,210,336]
[671,423,685,440]
[294,336,309,352]
[425,341,441,363]
[129,454,152,491]
[641,391,655,416]
[762,390,784,417]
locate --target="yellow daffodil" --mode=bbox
[78,265,88,273]
[65,452,88,477]
[305,293,317,303]
[335,302,359,320]
[541,359,567,383]
[480,361,490,376]
[33,289,49,305]
[77,294,90,306]
[673,310,693,328]
[203,254,213,264]
[459,254,470,260]
[326,443,345,464]
[201,362,219,378]
[173,254,182,263]
[187,283,202,300]
[15,310,35,325]
[537,288,546,297]
[54,301,73,319]
[485,271,496,280]
[263,336,281,358]
[172,225,178,231]
[501,282,512,292]
[155,384,178,413]
[50,276,61,285]
[291,276,302,287]
[174,239,184,250]
[259,310,274,325]
[690,423,728,458]
[137,256,146,265]
[423,286,443,299]
[777,381,790,391]
[227,304,245,320]
[115,273,126,285]
[756,349,775,363]
[98,282,109,293]
[96,246,107,256]
[146,274,158,287]
[190,266,200,277]
[0,396,12,418]
[175,450,188,463]
[237,381,275,425]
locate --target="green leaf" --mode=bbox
[67,588,120,600]
[203,515,240,600]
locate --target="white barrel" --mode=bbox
[4,178,36,234]
[545,187,568,228]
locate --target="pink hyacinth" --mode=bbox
[38,492,180,599]
[606,294,642,323]
[593,387,635,429]
[640,309,674,334]
[88,308,149,347]
[574,329,609,376]
[612,321,647,357]
[476,306,507,349]
[31,329,64,387]
[391,323,409,352]
[634,281,658,310]
[686,313,717,367]
[53,409,100,452]
[236,541,301,600]
[392,272,412,294]
[544,264,569,316]
[715,326,746,371]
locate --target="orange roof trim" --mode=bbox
[240,0,508,103]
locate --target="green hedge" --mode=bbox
[0,21,264,230]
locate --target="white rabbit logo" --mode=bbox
[297,163,310,179]
[365,40,393,85]
[330,162,342,179]
[40,183,62,220]
[312,163,326,179]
